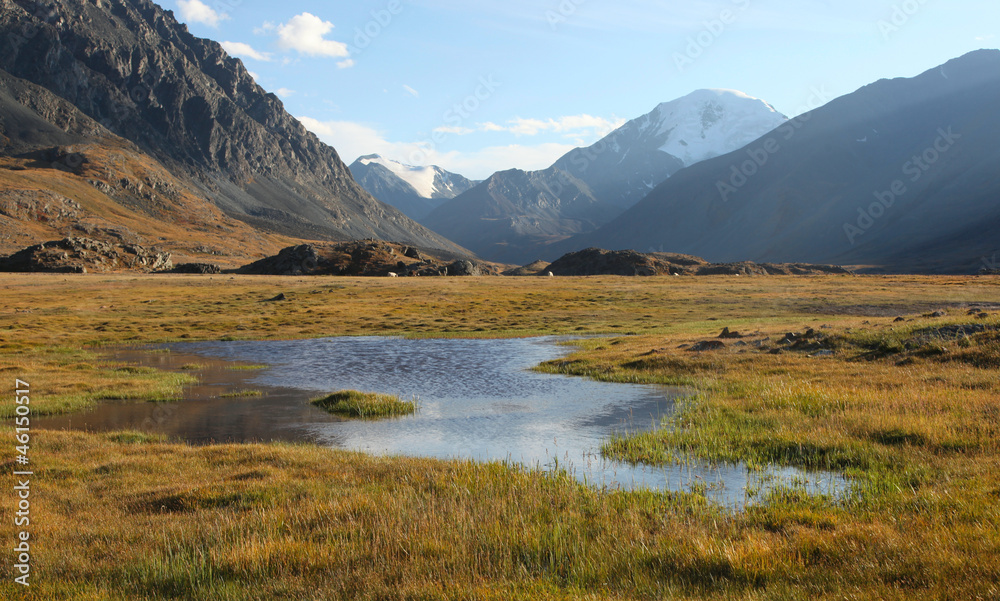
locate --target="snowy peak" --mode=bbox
[646,89,787,166]
[349,155,478,221]
[358,154,439,198]
[547,89,787,214]
[355,154,476,200]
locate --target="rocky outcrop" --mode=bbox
[548,248,703,276]
[0,236,172,273]
[547,248,852,277]
[239,240,496,277]
[502,260,552,276]
[170,263,221,274]
[446,260,483,277]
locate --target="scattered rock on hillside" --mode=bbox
[0,189,83,224]
[0,237,171,273]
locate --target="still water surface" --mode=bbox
[38,336,844,506]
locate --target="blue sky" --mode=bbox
[174,0,996,179]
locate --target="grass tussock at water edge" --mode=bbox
[312,390,418,419]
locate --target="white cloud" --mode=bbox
[274,88,296,98]
[504,114,625,137]
[432,114,624,138]
[277,13,349,58]
[296,118,418,166]
[176,0,225,28]
[337,59,356,69]
[440,143,578,179]
[246,70,260,81]
[221,41,272,62]
[403,85,420,98]
[296,117,577,179]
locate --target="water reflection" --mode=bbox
[37,337,845,506]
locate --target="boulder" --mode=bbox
[447,260,483,277]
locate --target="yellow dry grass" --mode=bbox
[0,273,998,599]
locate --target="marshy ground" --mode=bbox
[1,273,998,599]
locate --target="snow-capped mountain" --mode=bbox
[349,155,477,221]
[423,90,787,264]
[560,51,1000,274]
[552,89,788,211]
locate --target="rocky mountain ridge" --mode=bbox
[0,0,467,255]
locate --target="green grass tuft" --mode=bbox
[311,390,417,419]
[219,389,265,399]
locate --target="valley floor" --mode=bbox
[1,274,999,600]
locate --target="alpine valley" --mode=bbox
[0,0,996,275]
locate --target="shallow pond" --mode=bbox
[38,336,843,506]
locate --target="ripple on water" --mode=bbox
[37,336,847,507]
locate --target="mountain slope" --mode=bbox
[563,50,1000,274]
[0,0,467,255]
[423,90,786,264]
[422,168,619,264]
[0,68,292,263]
[349,155,477,221]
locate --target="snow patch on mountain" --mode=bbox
[652,89,787,166]
[360,155,438,198]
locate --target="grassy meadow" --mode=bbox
[1,272,999,599]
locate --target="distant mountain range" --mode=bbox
[421,89,788,264]
[0,0,467,262]
[349,155,478,221]
[1,0,996,274]
[560,50,1000,274]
